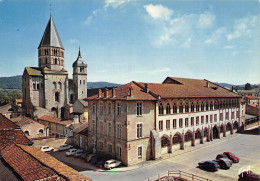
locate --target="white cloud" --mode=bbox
[144,4,215,46]
[180,37,192,48]
[144,4,173,21]
[105,0,135,8]
[205,27,226,44]
[223,45,235,49]
[69,38,79,44]
[147,67,170,75]
[227,15,257,41]
[198,11,215,28]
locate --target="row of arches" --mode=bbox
[160,121,239,150]
[39,57,64,66]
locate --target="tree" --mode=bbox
[244,83,252,90]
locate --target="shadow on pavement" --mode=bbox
[238,127,260,136]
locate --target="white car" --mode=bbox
[40,146,54,152]
[65,148,77,156]
[58,144,73,151]
[104,159,121,169]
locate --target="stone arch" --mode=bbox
[226,122,232,132]
[220,124,225,137]
[195,128,202,140]
[161,134,170,148]
[233,121,238,130]
[24,131,29,136]
[172,132,182,150]
[184,130,193,142]
[159,103,164,115]
[213,125,219,139]
[51,107,58,118]
[204,127,210,141]
[38,129,44,134]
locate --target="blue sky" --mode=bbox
[0,0,259,85]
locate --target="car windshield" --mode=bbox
[230,154,235,157]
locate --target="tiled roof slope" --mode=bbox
[1,144,64,181]
[73,122,88,134]
[0,113,32,150]
[38,115,73,126]
[85,82,157,101]
[24,67,43,76]
[86,77,240,101]
[0,113,19,130]
[19,144,91,181]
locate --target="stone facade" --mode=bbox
[86,78,245,166]
[22,16,87,120]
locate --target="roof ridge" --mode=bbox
[132,81,160,99]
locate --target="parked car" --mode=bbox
[40,146,54,152]
[198,160,219,172]
[85,154,96,162]
[216,154,232,165]
[223,152,239,163]
[74,149,85,157]
[58,144,73,151]
[65,148,77,156]
[81,152,88,159]
[238,171,260,181]
[216,158,232,169]
[96,157,110,168]
[104,159,121,170]
[90,156,98,165]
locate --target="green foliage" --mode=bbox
[0,89,22,103]
[0,75,22,89]
[245,83,252,90]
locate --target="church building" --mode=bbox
[22,16,87,119]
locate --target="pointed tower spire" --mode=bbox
[78,47,81,57]
[38,16,64,49]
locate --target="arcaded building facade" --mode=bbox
[86,77,244,166]
[22,16,87,119]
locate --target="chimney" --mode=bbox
[145,83,149,93]
[104,87,108,98]
[112,87,116,97]
[98,88,102,98]
[206,81,210,88]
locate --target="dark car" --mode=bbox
[216,154,232,165]
[81,152,88,159]
[198,160,219,171]
[96,159,106,168]
[223,152,239,163]
[216,158,232,169]
[90,156,98,165]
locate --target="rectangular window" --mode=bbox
[100,103,103,115]
[116,146,122,157]
[36,83,40,90]
[173,119,177,129]
[210,115,213,123]
[214,114,217,122]
[138,146,142,158]
[226,112,229,120]
[201,116,204,124]
[191,117,194,126]
[108,144,112,153]
[93,120,96,133]
[100,122,104,134]
[33,83,36,90]
[117,124,122,139]
[231,112,234,119]
[194,117,198,125]
[137,103,142,116]
[206,115,209,124]
[92,103,96,114]
[220,113,223,121]
[108,122,112,136]
[185,118,189,127]
[166,120,170,130]
[117,103,121,116]
[99,142,104,151]
[137,123,142,138]
[159,120,163,131]
[108,103,111,115]
[179,118,183,128]
[236,111,240,118]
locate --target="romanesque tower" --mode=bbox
[72,48,88,100]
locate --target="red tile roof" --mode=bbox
[0,113,20,130]
[85,77,240,101]
[19,144,91,181]
[1,144,64,181]
[73,122,88,134]
[38,115,73,126]
[0,113,32,150]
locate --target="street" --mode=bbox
[80,132,260,181]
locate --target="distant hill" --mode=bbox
[214,82,244,89]
[0,75,121,90]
